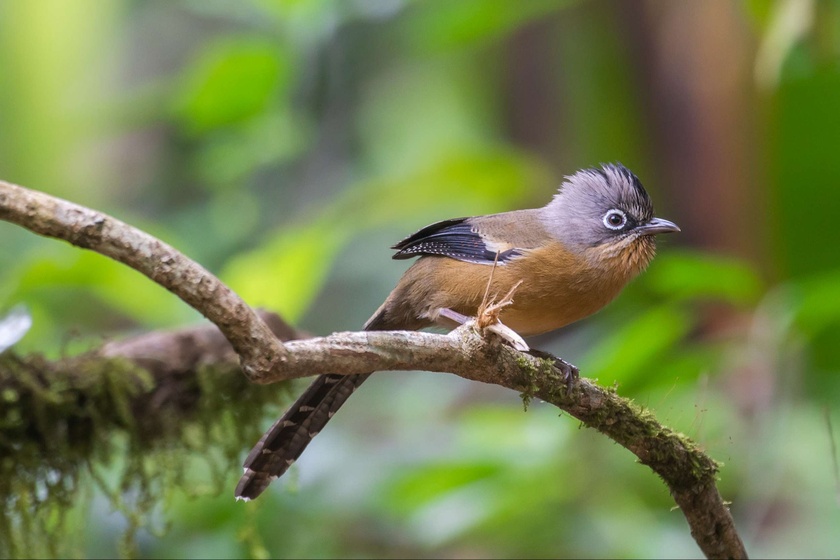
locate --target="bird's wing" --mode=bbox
[391,212,544,265]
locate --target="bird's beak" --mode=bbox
[636,217,680,236]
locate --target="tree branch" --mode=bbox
[0,179,747,559]
[234,326,746,558]
[1,311,299,455]
[0,180,287,381]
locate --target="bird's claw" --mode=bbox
[527,349,579,390]
[554,358,580,389]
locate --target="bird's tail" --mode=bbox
[234,371,372,501]
[234,308,394,501]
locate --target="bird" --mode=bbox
[234,163,680,501]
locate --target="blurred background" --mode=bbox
[1,0,839,557]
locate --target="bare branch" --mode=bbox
[99,310,300,368]
[0,180,287,381]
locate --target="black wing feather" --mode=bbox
[391,217,519,264]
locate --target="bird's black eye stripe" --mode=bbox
[603,209,627,230]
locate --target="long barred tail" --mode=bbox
[235,304,399,501]
[234,372,372,501]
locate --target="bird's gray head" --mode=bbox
[540,163,679,270]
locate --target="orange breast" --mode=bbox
[489,242,633,335]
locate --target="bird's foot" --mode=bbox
[526,349,579,389]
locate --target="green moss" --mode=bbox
[515,354,545,411]
[0,351,293,558]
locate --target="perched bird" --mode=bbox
[235,163,679,501]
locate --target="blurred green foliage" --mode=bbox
[1,0,840,557]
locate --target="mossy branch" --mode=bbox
[0,312,298,558]
[0,179,747,559]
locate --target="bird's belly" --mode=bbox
[497,287,618,337]
[416,248,631,337]
[488,243,631,336]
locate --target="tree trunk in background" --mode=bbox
[619,0,761,260]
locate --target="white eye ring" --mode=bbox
[603,209,627,230]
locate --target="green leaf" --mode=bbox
[13,250,193,328]
[222,219,346,323]
[173,37,293,135]
[383,462,502,516]
[332,148,549,230]
[582,305,694,384]
[402,0,577,52]
[790,269,840,336]
[191,107,313,188]
[643,251,764,305]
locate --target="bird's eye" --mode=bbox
[603,209,627,230]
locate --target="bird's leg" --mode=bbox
[437,307,472,327]
[526,348,579,389]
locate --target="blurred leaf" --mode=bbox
[335,148,549,229]
[192,107,313,188]
[771,66,840,277]
[753,0,815,89]
[644,251,764,305]
[12,249,193,329]
[651,344,727,392]
[0,0,123,200]
[173,37,293,135]
[790,269,840,336]
[255,0,404,39]
[552,0,648,168]
[384,462,501,516]
[742,0,776,30]
[222,218,346,323]
[357,57,503,176]
[402,0,575,52]
[456,405,569,461]
[582,305,694,385]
